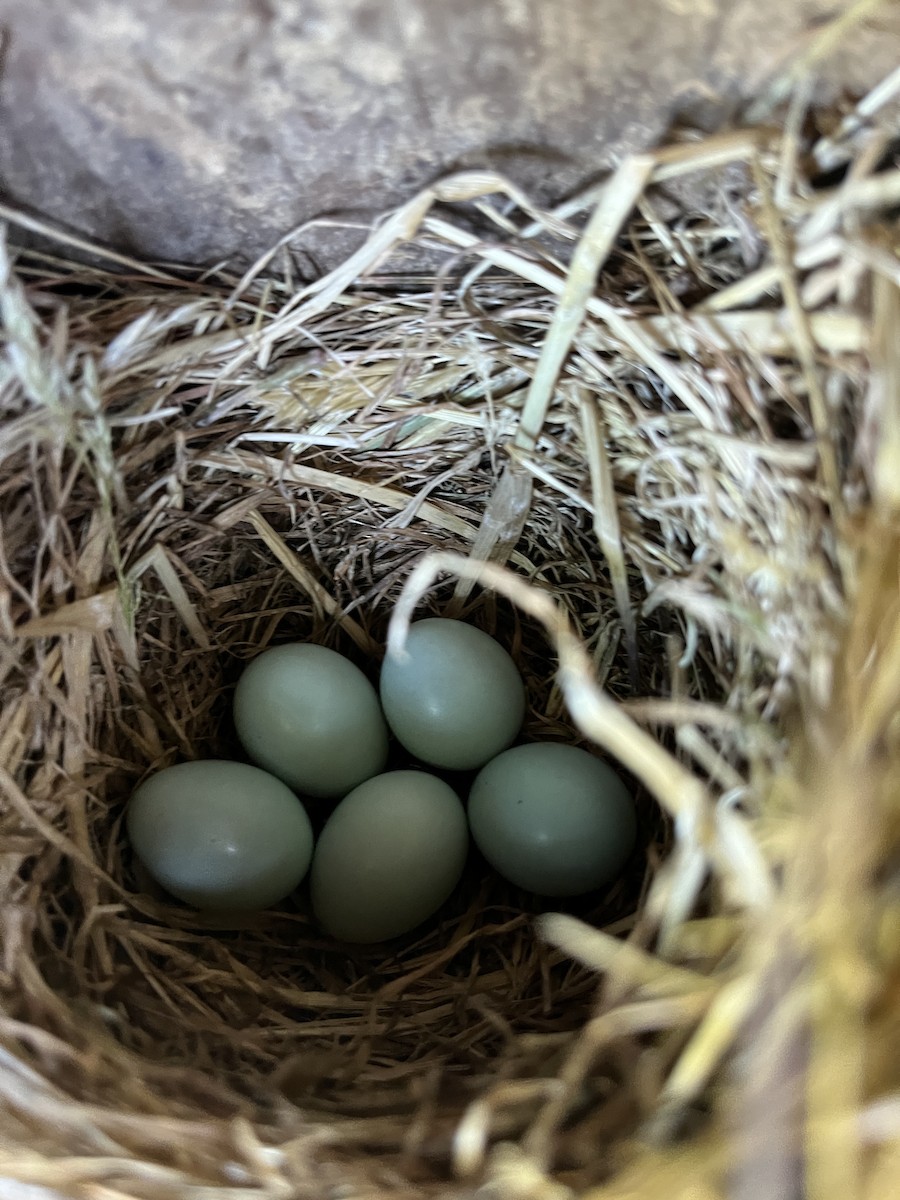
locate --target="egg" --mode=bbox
[379,618,525,771]
[468,743,636,897]
[310,770,469,942]
[126,760,314,911]
[233,642,388,798]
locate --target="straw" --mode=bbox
[0,43,899,1200]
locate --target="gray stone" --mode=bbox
[0,0,897,268]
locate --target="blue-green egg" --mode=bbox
[233,642,388,798]
[468,743,636,897]
[311,770,469,942]
[379,618,525,770]
[127,760,314,911]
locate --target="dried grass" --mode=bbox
[1,32,899,1200]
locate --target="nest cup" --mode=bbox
[2,68,900,1200]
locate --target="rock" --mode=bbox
[0,0,897,268]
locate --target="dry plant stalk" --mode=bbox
[0,34,899,1200]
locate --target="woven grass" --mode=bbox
[1,27,900,1200]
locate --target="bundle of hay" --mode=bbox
[1,36,899,1200]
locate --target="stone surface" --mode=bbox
[0,0,897,268]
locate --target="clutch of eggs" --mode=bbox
[125,621,637,927]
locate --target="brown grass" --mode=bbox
[1,25,899,1200]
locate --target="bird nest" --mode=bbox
[1,50,899,1200]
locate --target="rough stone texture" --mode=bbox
[0,0,897,268]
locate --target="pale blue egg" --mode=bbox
[379,618,525,770]
[311,770,469,942]
[233,643,388,798]
[127,760,314,911]
[468,743,636,896]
